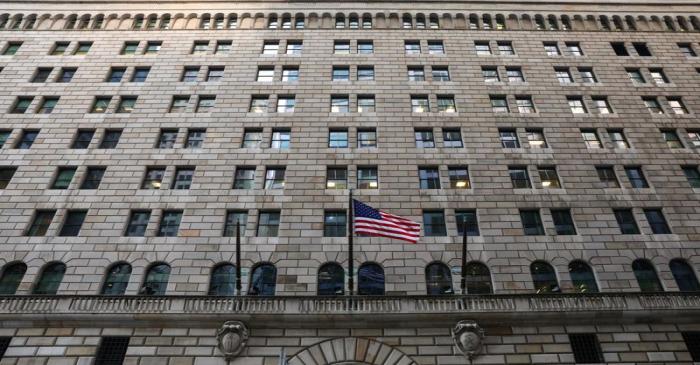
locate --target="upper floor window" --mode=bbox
[405,41,421,55]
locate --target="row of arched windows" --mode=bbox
[0,258,697,296]
[1,11,698,33]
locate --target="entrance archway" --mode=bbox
[287,337,418,365]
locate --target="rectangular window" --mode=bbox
[15,130,39,149]
[662,130,683,148]
[270,129,291,149]
[611,42,629,56]
[668,97,688,115]
[99,129,122,149]
[491,96,509,113]
[644,209,670,234]
[125,211,150,236]
[59,210,87,237]
[215,41,232,54]
[107,67,126,82]
[223,211,248,237]
[3,41,22,55]
[455,210,479,236]
[142,167,165,189]
[329,129,348,148]
[144,41,162,54]
[157,210,182,237]
[249,95,269,113]
[116,96,136,113]
[474,41,491,55]
[448,166,470,189]
[596,166,620,188]
[592,97,612,114]
[286,40,303,55]
[182,67,200,82]
[543,42,560,56]
[72,129,95,149]
[264,167,286,189]
[0,337,10,359]
[649,68,668,84]
[516,96,535,113]
[172,167,194,189]
[682,332,700,362]
[334,41,350,54]
[233,167,255,189]
[643,97,664,114]
[427,40,445,55]
[27,210,56,236]
[73,41,92,55]
[415,129,435,148]
[357,166,378,189]
[423,210,447,237]
[683,166,700,188]
[506,67,524,83]
[482,67,500,83]
[419,167,440,189]
[437,95,456,113]
[261,41,279,55]
[324,210,347,237]
[509,166,531,188]
[578,68,596,83]
[357,95,375,113]
[443,128,463,148]
[11,97,33,114]
[679,43,697,57]
[566,42,583,56]
[185,129,206,148]
[410,95,430,113]
[157,129,178,149]
[404,41,421,54]
[627,68,645,84]
[608,129,630,149]
[357,66,374,81]
[625,166,648,188]
[241,129,263,148]
[431,67,450,81]
[526,129,547,148]
[57,68,76,83]
[357,129,377,148]
[520,209,544,235]
[332,66,350,81]
[121,41,139,55]
[551,209,576,235]
[80,167,105,189]
[37,97,59,114]
[131,67,150,82]
[358,41,373,54]
[614,209,640,234]
[95,337,130,365]
[257,211,280,237]
[538,166,560,188]
[326,167,347,189]
[196,96,216,113]
[51,41,69,55]
[688,131,700,148]
[206,67,224,82]
[555,68,573,83]
[331,95,349,113]
[633,42,652,57]
[568,96,587,114]
[408,66,425,81]
[32,67,53,83]
[0,130,9,149]
[282,66,299,82]
[497,41,515,55]
[0,167,17,189]
[191,41,209,54]
[52,167,76,189]
[499,129,519,148]
[569,334,603,364]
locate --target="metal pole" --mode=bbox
[461,216,467,294]
[348,189,354,296]
[236,220,242,295]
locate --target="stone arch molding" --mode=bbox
[288,337,417,365]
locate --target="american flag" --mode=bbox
[353,199,421,244]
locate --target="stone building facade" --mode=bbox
[0,0,700,363]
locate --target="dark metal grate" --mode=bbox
[683,332,700,361]
[95,336,130,365]
[569,333,603,364]
[0,337,10,358]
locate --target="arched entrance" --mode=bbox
[287,337,418,365]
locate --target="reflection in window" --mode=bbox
[425,262,453,295]
[248,263,276,295]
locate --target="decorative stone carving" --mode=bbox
[452,320,485,361]
[216,320,249,360]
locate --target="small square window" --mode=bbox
[270,129,291,149]
[206,67,224,82]
[51,42,69,56]
[538,166,561,188]
[264,167,286,189]
[614,209,639,234]
[37,97,59,114]
[668,97,688,115]
[567,97,587,114]
[566,42,583,56]
[555,68,573,84]
[405,41,421,55]
[182,67,200,82]
[0,167,17,189]
[15,130,39,149]
[506,67,524,83]
[357,41,373,54]
[430,66,449,81]
[679,43,697,57]
[332,66,350,81]
[116,96,137,113]
[649,68,668,84]
[242,129,263,148]
[611,42,629,56]
[157,129,178,149]
[543,42,560,56]
[578,68,597,83]
[331,95,349,113]
[423,210,447,236]
[608,129,629,149]
[408,66,425,81]
[170,96,190,112]
[107,67,126,82]
[144,41,162,54]
[415,129,435,148]
[80,167,105,189]
[257,211,280,237]
[11,97,33,114]
[334,41,351,54]
[286,40,303,55]
[491,96,509,113]
[125,211,151,237]
[482,67,500,83]
[411,95,429,113]
[357,129,377,148]
[52,167,76,189]
[172,167,195,190]
[99,129,122,149]
[419,167,440,189]
[509,166,531,188]
[26,210,56,236]
[329,129,348,148]
[448,166,470,189]
[627,68,645,84]
[455,210,479,236]
[443,128,463,148]
[196,96,216,113]
[282,66,299,82]
[59,210,87,237]
[633,42,652,57]
[91,96,111,113]
[526,129,547,148]
[121,41,139,55]
[475,41,491,55]
[191,41,209,54]
[437,95,456,113]
[592,97,612,114]
[357,166,378,189]
[357,95,375,113]
[427,41,445,55]
[662,130,683,149]
[596,166,620,188]
[551,209,576,235]
[497,41,515,55]
[499,129,519,148]
[357,66,374,81]
[688,130,700,148]
[57,68,76,83]
[515,96,535,113]
[520,209,544,235]
[0,130,10,149]
[326,167,347,189]
[131,67,150,82]
[569,334,603,364]
[185,129,206,148]
[324,211,347,237]
[250,96,269,113]
[72,129,95,149]
[644,208,670,234]
[223,211,248,237]
[625,166,649,188]
[215,41,232,54]
[276,95,295,113]
[3,42,22,55]
[142,167,165,189]
[643,97,664,114]
[32,68,53,83]
[682,166,700,188]
[233,167,255,189]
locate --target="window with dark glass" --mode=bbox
[633,42,652,56]
[357,166,378,189]
[455,210,479,236]
[683,332,700,362]
[608,129,629,149]
[662,130,683,148]
[223,211,248,237]
[264,167,286,189]
[79,167,105,190]
[596,166,619,188]
[185,129,205,148]
[26,210,55,236]
[531,261,559,293]
[419,167,440,189]
[538,166,560,188]
[91,96,111,113]
[643,97,664,114]
[248,264,276,295]
[52,167,76,189]
[625,166,648,188]
[465,262,492,294]
[115,96,136,113]
[36,97,58,114]
[581,129,602,149]
[131,67,150,82]
[233,167,255,189]
[196,96,216,112]
[50,41,69,55]
[170,95,190,112]
[15,130,39,149]
[141,167,164,189]
[0,130,9,149]
[0,167,16,189]
[326,167,347,189]
[209,264,236,296]
[107,67,126,82]
[426,263,453,295]
[32,67,52,83]
[0,262,27,295]
[59,210,86,236]
[57,67,76,83]
[11,96,32,114]
[611,42,629,56]
[73,42,92,55]
[670,259,700,292]
[101,263,132,295]
[569,261,598,293]
[72,129,94,149]
[491,96,509,113]
[157,210,182,237]
[140,263,170,295]
[3,41,22,55]
[144,41,161,54]
[442,128,462,148]
[683,166,700,188]
[358,263,384,295]
[181,67,199,82]
[632,259,663,292]
[125,211,150,237]
[614,209,640,234]
[509,166,531,188]
[317,262,345,296]
[120,41,139,55]
[32,262,66,295]
[520,210,544,235]
[415,129,435,148]
[99,129,121,149]
[644,209,670,234]
[551,209,576,235]
[257,211,280,237]
[215,40,231,54]
[323,211,346,237]
[423,210,446,236]
[171,167,194,190]
[157,129,177,149]
[499,129,519,148]
[569,334,603,364]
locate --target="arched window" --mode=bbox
[101,263,132,295]
[0,262,27,294]
[358,263,384,295]
[670,259,700,291]
[362,14,372,29]
[248,263,276,295]
[402,14,412,29]
[209,263,236,296]
[140,263,170,295]
[295,14,305,29]
[318,263,345,295]
[429,14,439,29]
[465,262,493,294]
[33,262,66,295]
[335,14,345,28]
[349,14,359,29]
[531,261,560,293]
[425,262,453,295]
[415,14,426,29]
[632,259,663,292]
[568,260,598,293]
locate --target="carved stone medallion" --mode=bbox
[451,320,485,361]
[216,320,249,360]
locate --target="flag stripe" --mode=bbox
[353,199,421,244]
[354,222,421,237]
[355,228,419,243]
[355,217,421,232]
